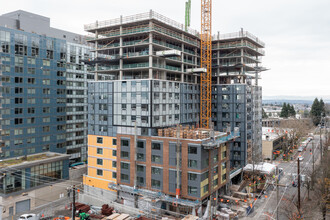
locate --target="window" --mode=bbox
[137,153,144,161]
[188,160,198,168]
[43,88,50,94]
[188,146,198,154]
[97,148,103,154]
[188,173,197,181]
[121,151,129,159]
[15,98,23,104]
[14,129,23,135]
[222,150,227,159]
[43,117,50,123]
[43,98,50,104]
[188,186,198,195]
[112,161,117,168]
[151,142,161,150]
[112,139,117,145]
[151,167,161,175]
[137,165,144,172]
[137,141,144,149]
[151,179,161,189]
[15,108,23,114]
[121,139,129,147]
[121,173,129,181]
[14,118,23,124]
[97,169,103,176]
[15,87,23,94]
[42,79,50,85]
[222,162,226,170]
[137,177,144,185]
[97,159,103,165]
[121,104,126,110]
[222,174,226,181]
[28,108,35,114]
[112,150,117,157]
[203,184,209,194]
[97,137,103,144]
[112,172,117,179]
[151,155,161,164]
[43,107,50,113]
[121,162,129,169]
[27,128,35,134]
[213,178,218,186]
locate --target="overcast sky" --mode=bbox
[2,0,329,99]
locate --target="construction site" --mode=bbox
[82,0,266,219]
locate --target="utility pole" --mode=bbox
[312,141,315,189]
[320,117,323,163]
[297,159,301,214]
[175,124,181,213]
[72,185,76,220]
[276,176,279,220]
[134,121,138,208]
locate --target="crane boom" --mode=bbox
[200,0,212,129]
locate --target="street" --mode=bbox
[243,135,323,220]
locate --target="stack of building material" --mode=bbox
[181,215,198,220]
[106,213,120,220]
[158,129,163,137]
[217,208,237,220]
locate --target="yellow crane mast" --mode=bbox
[200,0,212,129]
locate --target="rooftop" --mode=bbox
[84,10,265,47]
[0,152,69,169]
[262,127,292,141]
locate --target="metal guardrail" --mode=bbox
[84,10,199,36]
[213,31,265,47]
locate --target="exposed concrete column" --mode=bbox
[181,41,184,82]
[240,28,244,76]
[217,41,220,84]
[194,47,198,83]
[119,25,123,80]
[95,28,99,81]
[149,26,153,79]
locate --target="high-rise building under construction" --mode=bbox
[83,10,264,211]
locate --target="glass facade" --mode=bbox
[0,27,94,162]
[0,158,69,194]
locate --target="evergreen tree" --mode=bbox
[310,98,321,125]
[280,102,288,118]
[262,108,268,119]
[289,104,296,117]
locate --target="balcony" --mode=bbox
[123,62,149,69]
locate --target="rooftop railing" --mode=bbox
[84,10,199,37]
[213,31,265,47]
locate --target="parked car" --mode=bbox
[18,214,40,220]
[298,156,304,161]
[298,147,303,152]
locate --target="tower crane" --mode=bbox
[200,0,212,129]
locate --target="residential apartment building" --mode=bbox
[83,10,263,211]
[0,10,97,162]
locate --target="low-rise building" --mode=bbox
[0,152,70,217]
[262,127,291,160]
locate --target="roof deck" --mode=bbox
[0,152,70,169]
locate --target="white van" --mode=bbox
[18,214,40,220]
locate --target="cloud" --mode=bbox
[1,0,329,97]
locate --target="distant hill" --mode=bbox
[263,96,330,105]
